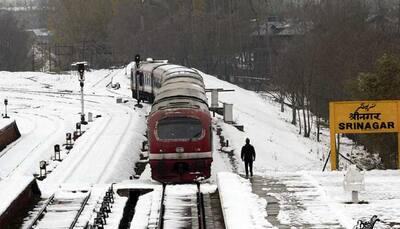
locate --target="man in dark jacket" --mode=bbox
[241,138,256,177]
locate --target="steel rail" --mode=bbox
[197,183,206,229]
[24,194,55,229]
[158,183,166,229]
[69,192,92,229]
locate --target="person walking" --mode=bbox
[241,138,256,177]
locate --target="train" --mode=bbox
[131,57,212,183]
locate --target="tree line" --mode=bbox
[0,10,31,71]
[3,0,400,168]
[271,1,400,169]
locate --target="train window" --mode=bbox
[157,117,202,140]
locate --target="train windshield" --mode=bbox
[157,117,202,140]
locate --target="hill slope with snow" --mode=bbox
[200,71,368,174]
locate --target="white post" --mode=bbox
[88,112,93,122]
[352,191,359,203]
[343,165,365,204]
[223,103,233,123]
[211,89,219,108]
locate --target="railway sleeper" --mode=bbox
[101,202,111,214]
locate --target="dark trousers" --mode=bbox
[244,160,253,177]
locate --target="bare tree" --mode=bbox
[0,11,30,71]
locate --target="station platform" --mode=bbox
[249,174,344,228]
[246,170,400,228]
[0,119,21,152]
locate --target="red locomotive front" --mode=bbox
[148,108,212,183]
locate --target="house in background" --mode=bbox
[233,16,309,91]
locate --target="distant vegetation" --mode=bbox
[0,11,31,71]
[3,0,400,168]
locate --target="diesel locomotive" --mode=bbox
[131,58,212,183]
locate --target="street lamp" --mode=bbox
[3,99,9,118]
[72,61,88,124]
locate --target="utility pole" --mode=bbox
[134,54,143,108]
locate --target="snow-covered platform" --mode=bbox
[0,175,39,228]
[0,119,13,129]
[0,119,20,152]
[247,170,400,229]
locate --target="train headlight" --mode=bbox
[176,147,184,153]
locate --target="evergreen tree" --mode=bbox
[356,54,400,100]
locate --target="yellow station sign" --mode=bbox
[330,101,399,134]
[329,100,400,170]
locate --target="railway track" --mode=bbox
[156,183,206,229]
[40,91,138,185]
[1,70,141,228]
[0,89,123,182]
[59,105,134,184]
[0,111,65,178]
[91,68,125,88]
[22,190,91,229]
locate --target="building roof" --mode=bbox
[251,18,312,37]
[26,28,51,38]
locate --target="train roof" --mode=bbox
[162,71,203,84]
[151,97,209,114]
[139,62,199,76]
[156,81,206,100]
[154,69,207,106]
[161,77,205,88]
[138,61,209,110]
[139,62,170,72]
[154,65,197,74]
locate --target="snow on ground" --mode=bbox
[0,68,148,209]
[200,71,367,174]
[0,175,33,216]
[130,191,154,229]
[304,170,400,228]
[217,172,273,229]
[199,71,399,228]
[0,118,12,128]
[0,65,399,228]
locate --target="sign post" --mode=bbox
[330,100,400,170]
[398,133,400,168]
[329,103,337,169]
